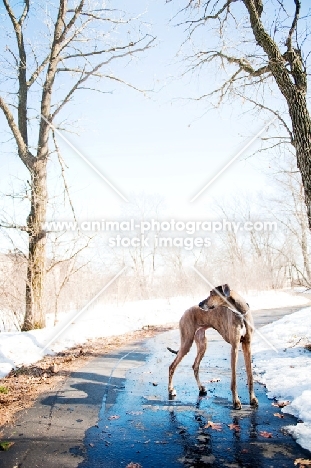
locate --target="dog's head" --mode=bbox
[199,284,249,314]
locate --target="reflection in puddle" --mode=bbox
[79,332,311,468]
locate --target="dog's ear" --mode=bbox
[222,284,230,297]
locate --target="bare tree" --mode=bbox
[0,250,26,331]
[193,194,288,290]
[108,193,165,300]
[265,150,311,287]
[0,1,154,330]
[171,1,311,227]
[46,230,92,325]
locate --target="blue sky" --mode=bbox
[45,0,278,222]
[0,0,291,232]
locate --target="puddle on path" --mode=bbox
[78,330,311,468]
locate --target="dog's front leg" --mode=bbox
[242,340,258,407]
[231,344,241,409]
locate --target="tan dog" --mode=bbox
[168,284,258,409]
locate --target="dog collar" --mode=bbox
[202,305,249,318]
[230,307,250,318]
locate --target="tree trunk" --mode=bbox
[299,209,311,283]
[242,0,311,230]
[22,159,48,331]
[288,95,311,231]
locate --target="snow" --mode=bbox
[0,296,195,377]
[252,306,311,452]
[0,288,311,452]
[247,289,309,310]
[283,391,311,451]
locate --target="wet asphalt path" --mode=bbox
[1,305,311,467]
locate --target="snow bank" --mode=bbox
[1,288,311,453]
[0,296,194,378]
[247,289,309,310]
[253,307,311,452]
[0,289,309,379]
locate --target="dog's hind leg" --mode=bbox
[241,340,258,407]
[168,337,193,396]
[193,328,207,395]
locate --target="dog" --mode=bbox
[168,284,258,409]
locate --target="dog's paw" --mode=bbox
[233,399,242,410]
[169,388,176,396]
[250,396,259,407]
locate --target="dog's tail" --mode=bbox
[167,346,178,355]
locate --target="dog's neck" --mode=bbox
[207,304,250,318]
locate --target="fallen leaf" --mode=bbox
[204,421,222,431]
[0,441,14,451]
[108,415,120,420]
[259,431,272,438]
[273,413,284,418]
[294,459,311,466]
[50,364,58,373]
[272,400,290,408]
[228,423,241,431]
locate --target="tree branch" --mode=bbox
[58,0,85,43]
[2,0,18,28]
[3,0,30,146]
[286,0,300,52]
[52,67,87,118]
[242,0,297,96]
[0,95,34,169]
[52,131,78,224]
[62,34,152,60]
[181,0,235,26]
[235,91,293,140]
[27,55,51,88]
[282,1,306,91]
[194,50,270,76]
[0,221,28,232]
[52,35,155,118]
[38,0,68,157]
[19,0,30,26]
